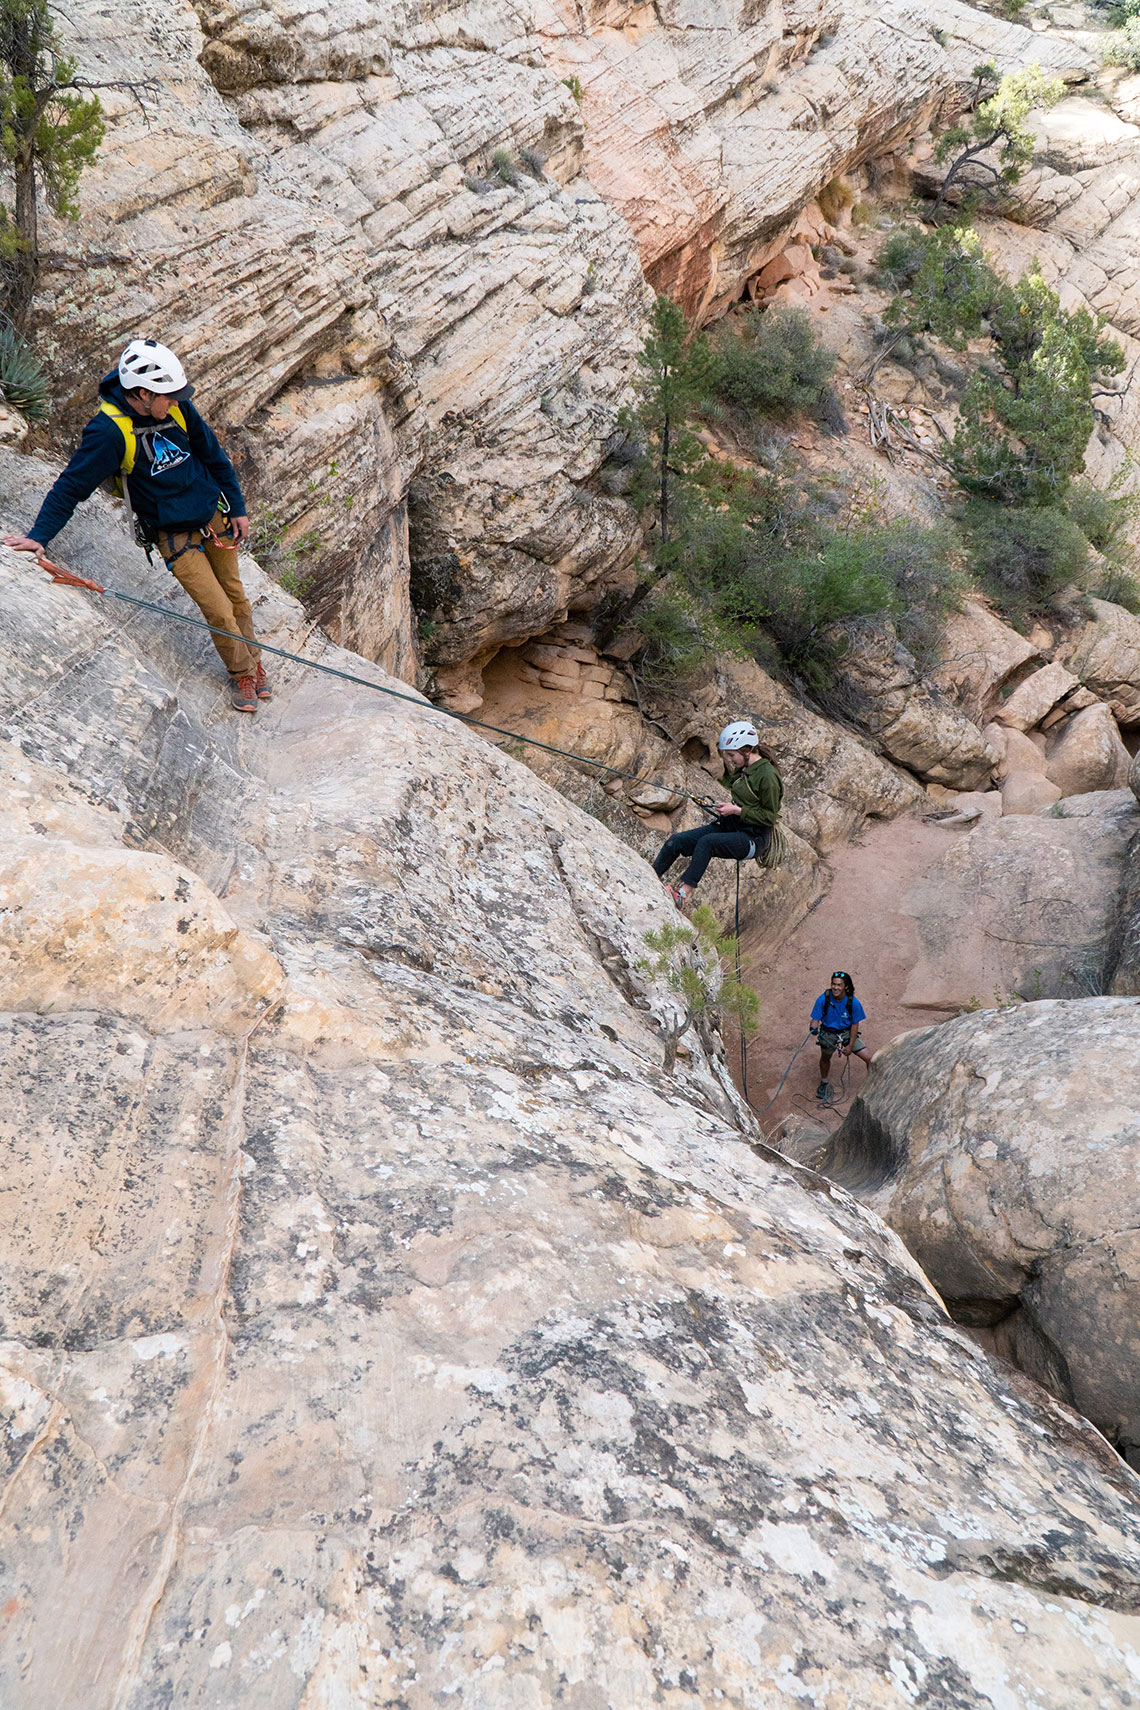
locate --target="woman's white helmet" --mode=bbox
[718,720,760,752]
[118,339,194,400]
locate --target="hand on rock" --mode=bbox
[3,533,47,558]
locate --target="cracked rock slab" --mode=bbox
[2,455,1140,1704]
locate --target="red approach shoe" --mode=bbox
[254,662,272,701]
[230,675,258,713]
[662,882,689,909]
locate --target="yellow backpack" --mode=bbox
[98,397,188,494]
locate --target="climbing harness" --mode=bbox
[159,518,238,572]
[29,553,727,814]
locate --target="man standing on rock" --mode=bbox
[4,338,270,714]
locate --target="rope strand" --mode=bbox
[45,569,723,812]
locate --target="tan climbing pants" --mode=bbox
[160,512,260,679]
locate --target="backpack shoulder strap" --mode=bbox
[169,403,187,432]
[97,398,136,474]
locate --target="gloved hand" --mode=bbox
[810,1026,818,1036]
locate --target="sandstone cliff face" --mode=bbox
[33,0,1089,695]
[4,455,1140,1704]
[541,0,1087,313]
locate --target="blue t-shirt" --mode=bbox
[811,991,866,1032]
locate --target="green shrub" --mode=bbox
[708,305,836,418]
[0,320,45,417]
[873,227,930,289]
[1065,479,1137,556]
[962,500,1089,617]
[683,490,959,689]
[491,148,518,186]
[635,586,715,684]
[1066,480,1140,611]
[1105,18,1140,67]
[1089,558,1140,612]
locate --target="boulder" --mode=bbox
[1057,596,1140,727]
[1000,769,1062,815]
[1133,748,1140,805]
[824,621,998,789]
[1045,702,1132,797]
[1108,824,1140,996]
[4,455,1140,1705]
[985,722,1047,779]
[930,788,1004,827]
[994,661,1082,731]
[900,795,1140,1010]
[820,1000,1140,1460]
[1050,788,1140,817]
[933,599,1040,717]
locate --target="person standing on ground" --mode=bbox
[654,721,782,907]
[3,338,270,714]
[810,971,872,1103]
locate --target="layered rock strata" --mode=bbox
[540,0,1088,313]
[4,457,1140,1703]
[35,0,1090,690]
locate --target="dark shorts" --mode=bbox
[819,1026,862,1053]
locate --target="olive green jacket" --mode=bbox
[722,757,783,829]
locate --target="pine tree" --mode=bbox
[0,0,104,325]
[594,296,714,646]
[933,62,1063,213]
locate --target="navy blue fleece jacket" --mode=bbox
[28,371,245,547]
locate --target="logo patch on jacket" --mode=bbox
[147,433,190,475]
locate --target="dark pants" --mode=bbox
[653,820,765,889]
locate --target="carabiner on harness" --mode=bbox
[204,522,239,552]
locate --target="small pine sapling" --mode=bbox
[639,904,759,1074]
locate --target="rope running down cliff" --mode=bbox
[36,558,725,812]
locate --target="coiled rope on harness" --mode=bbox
[33,555,721,813]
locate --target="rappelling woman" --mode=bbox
[654,720,782,907]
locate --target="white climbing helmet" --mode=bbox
[118,338,194,399]
[718,720,760,752]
